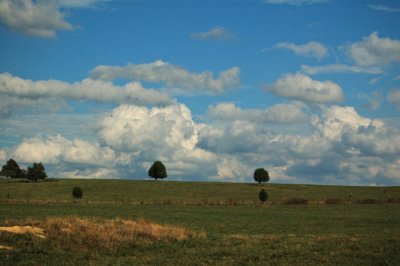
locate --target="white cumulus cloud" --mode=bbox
[274,41,327,59]
[0,72,173,115]
[190,26,236,41]
[0,0,73,37]
[345,32,400,66]
[208,102,308,124]
[90,60,240,94]
[266,73,344,103]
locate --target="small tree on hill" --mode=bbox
[259,189,268,203]
[148,161,167,180]
[254,168,270,184]
[0,159,25,178]
[27,162,47,182]
[72,186,83,200]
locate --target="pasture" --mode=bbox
[0,179,399,265]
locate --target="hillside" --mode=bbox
[1,178,399,205]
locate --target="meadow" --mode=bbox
[0,179,399,265]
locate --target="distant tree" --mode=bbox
[254,168,270,184]
[259,189,268,203]
[72,186,83,199]
[148,161,167,180]
[0,159,24,178]
[27,162,47,182]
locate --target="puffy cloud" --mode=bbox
[274,41,327,59]
[388,89,400,110]
[208,102,308,124]
[264,0,328,5]
[0,72,173,115]
[367,4,400,12]
[90,61,240,94]
[211,158,250,182]
[58,168,119,179]
[300,64,383,75]
[345,32,400,66]
[190,26,236,41]
[266,73,343,103]
[98,104,216,178]
[0,0,72,38]
[13,135,116,165]
[312,105,382,140]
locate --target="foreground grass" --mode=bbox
[0,179,399,265]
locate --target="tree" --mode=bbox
[148,161,167,180]
[0,159,24,178]
[72,186,83,199]
[259,189,268,203]
[27,162,47,181]
[254,168,270,184]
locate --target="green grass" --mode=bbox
[0,179,399,265]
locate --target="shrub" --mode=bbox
[284,198,309,205]
[325,198,344,205]
[387,198,400,204]
[72,186,83,199]
[259,189,268,203]
[357,198,381,204]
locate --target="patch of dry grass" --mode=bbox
[41,217,205,251]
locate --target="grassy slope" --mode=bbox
[1,178,399,204]
[0,179,399,265]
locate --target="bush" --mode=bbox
[284,198,309,205]
[357,198,382,204]
[387,198,400,204]
[72,186,83,199]
[259,189,268,203]
[27,162,47,181]
[325,198,344,205]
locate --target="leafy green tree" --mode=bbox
[72,186,83,199]
[0,159,24,178]
[254,168,270,184]
[259,189,268,203]
[27,162,47,181]
[148,161,167,180]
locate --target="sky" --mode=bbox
[1,0,400,185]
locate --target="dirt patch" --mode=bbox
[0,226,45,239]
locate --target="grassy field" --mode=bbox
[0,179,399,265]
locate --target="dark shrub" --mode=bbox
[259,189,268,203]
[148,161,167,180]
[72,186,83,199]
[325,198,344,205]
[387,198,400,204]
[357,198,382,204]
[284,198,309,205]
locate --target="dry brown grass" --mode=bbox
[40,217,205,251]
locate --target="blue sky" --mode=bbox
[1,0,400,185]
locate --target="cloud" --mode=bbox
[345,32,400,66]
[190,26,236,41]
[266,73,344,103]
[300,64,383,75]
[388,89,400,110]
[0,0,73,37]
[91,61,240,94]
[0,72,173,115]
[358,91,383,110]
[59,0,111,9]
[13,135,116,165]
[210,158,250,182]
[264,0,328,5]
[274,41,327,59]
[208,102,308,124]
[367,4,400,12]
[98,103,216,179]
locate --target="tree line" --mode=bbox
[0,159,47,181]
